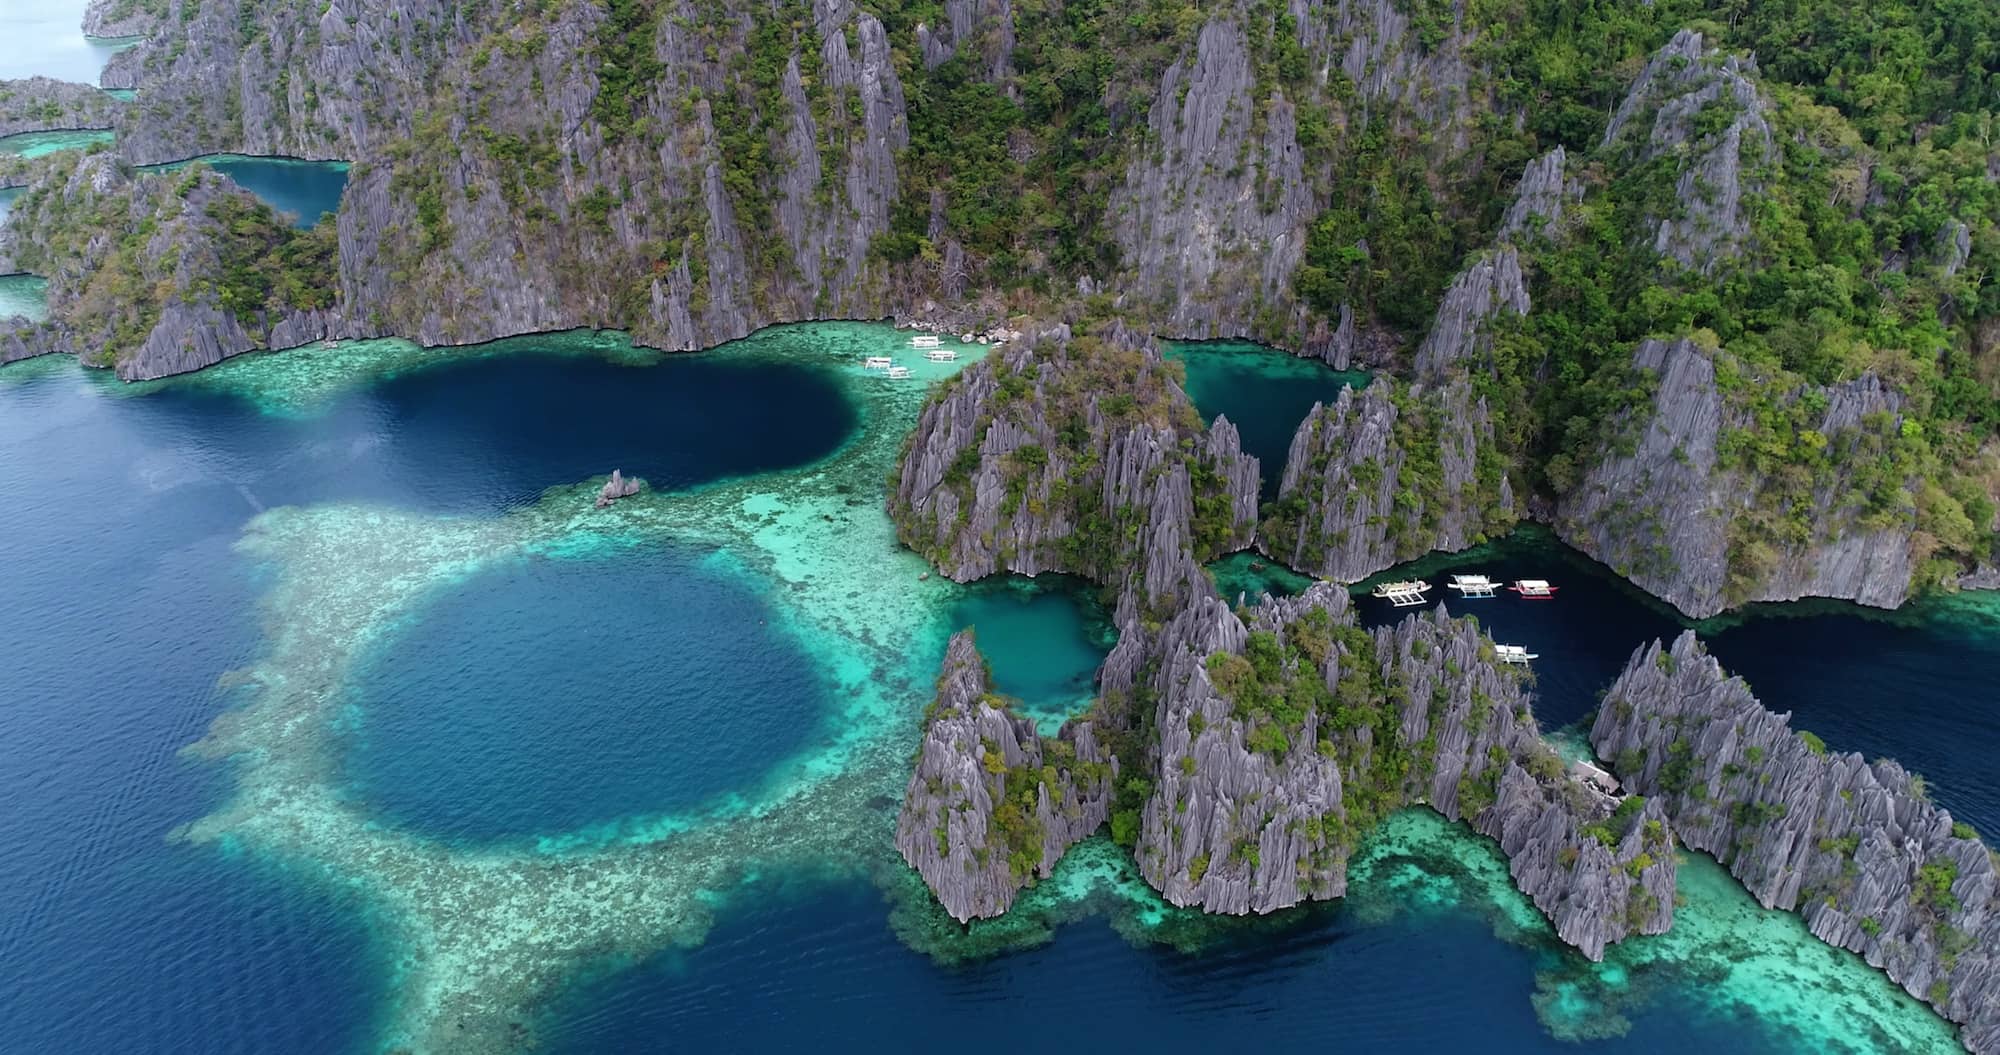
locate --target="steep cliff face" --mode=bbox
[1126,583,1672,959]
[1555,337,1916,618]
[91,0,1510,364]
[105,0,451,165]
[1110,21,1312,343]
[895,631,1114,922]
[1249,147,1576,585]
[0,77,124,138]
[1257,378,1514,582]
[890,322,1257,611]
[1410,147,1571,380]
[1600,29,1773,271]
[1595,632,1999,1051]
[82,0,167,38]
[0,152,341,379]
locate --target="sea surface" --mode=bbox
[0,327,1988,1054]
[0,0,138,84]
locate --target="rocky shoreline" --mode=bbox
[1595,632,1999,1050]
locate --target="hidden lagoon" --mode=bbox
[0,324,1986,1053]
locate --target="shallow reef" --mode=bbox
[149,323,1968,1053]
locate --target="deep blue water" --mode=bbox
[534,876,1790,1055]
[339,543,832,843]
[145,157,350,229]
[1,335,1994,1053]
[0,339,855,1051]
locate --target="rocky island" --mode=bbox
[1595,633,2000,1051]
[0,0,1995,1049]
[894,324,1676,960]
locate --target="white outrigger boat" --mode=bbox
[1371,579,1431,607]
[923,347,958,362]
[862,355,893,369]
[885,365,913,380]
[1509,578,1558,600]
[910,334,942,348]
[1494,644,1538,664]
[1446,573,1497,597]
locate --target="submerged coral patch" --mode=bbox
[149,322,1970,1054]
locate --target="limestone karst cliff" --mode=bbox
[0,77,123,138]
[1256,378,1514,583]
[890,322,1258,614]
[894,630,1115,922]
[1595,632,1999,1051]
[6,2,1991,617]
[1122,584,1672,959]
[0,152,340,379]
[1555,336,1920,618]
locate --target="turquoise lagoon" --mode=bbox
[0,325,1983,1053]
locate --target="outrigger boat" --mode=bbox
[1509,578,1558,599]
[1371,579,1431,607]
[885,366,913,380]
[1446,573,1497,597]
[910,334,942,348]
[862,356,893,369]
[1494,644,1538,664]
[923,348,958,362]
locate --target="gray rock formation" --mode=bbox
[1111,21,1313,343]
[1602,29,1773,271]
[0,152,344,379]
[1258,378,1514,583]
[593,470,643,508]
[0,77,123,138]
[1,320,68,367]
[1125,583,1672,959]
[84,0,1505,367]
[1595,632,1999,1051]
[82,0,165,39]
[1411,147,1571,380]
[895,631,1114,922]
[891,322,1257,613]
[1554,337,1915,618]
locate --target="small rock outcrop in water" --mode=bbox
[1555,336,1917,618]
[894,631,1115,922]
[0,77,123,139]
[1595,632,2000,1050]
[890,322,1257,615]
[594,470,643,508]
[1122,584,1671,959]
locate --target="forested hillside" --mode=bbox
[5,0,1996,607]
